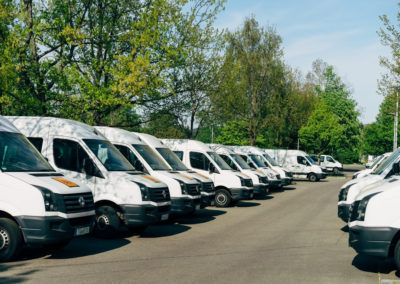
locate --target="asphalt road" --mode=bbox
[2,165,399,284]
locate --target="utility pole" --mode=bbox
[395,86,399,151]
[297,138,299,150]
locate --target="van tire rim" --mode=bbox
[0,228,9,254]
[97,215,110,231]
[216,193,227,205]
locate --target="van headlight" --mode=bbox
[267,173,276,180]
[33,185,58,211]
[356,192,380,221]
[258,176,262,183]
[179,182,188,194]
[135,182,150,201]
[238,177,245,186]
[352,173,359,180]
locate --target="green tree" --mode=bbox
[299,101,343,155]
[215,120,266,146]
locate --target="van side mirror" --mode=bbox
[209,162,216,174]
[83,158,95,176]
[393,162,400,176]
[134,159,144,172]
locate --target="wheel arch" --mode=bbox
[215,186,231,195]
[389,229,400,258]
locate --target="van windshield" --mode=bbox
[370,155,383,168]
[249,154,266,168]
[83,139,135,171]
[156,148,188,171]
[372,149,400,175]
[0,132,54,172]
[207,152,231,170]
[133,145,171,171]
[230,154,251,169]
[263,154,278,166]
[306,156,317,165]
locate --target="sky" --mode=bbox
[213,0,399,124]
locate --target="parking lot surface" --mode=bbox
[2,165,399,284]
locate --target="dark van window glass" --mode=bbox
[114,144,139,166]
[297,156,308,166]
[28,137,43,152]
[53,139,90,172]
[174,151,184,161]
[0,132,54,172]
[190,152,211,171]
[219,154,239,171]
[132,144,170,170]
[240,155,256,169]
[156,148,188,171]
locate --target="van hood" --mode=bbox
[345,174,383,203]
[152,171,200,185]
[105,171,169,188]
[5,172,92,194]
[355,176,400,201]
[179,170,213,183]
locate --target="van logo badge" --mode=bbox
[162,190,167,199]
[78,196,85,207]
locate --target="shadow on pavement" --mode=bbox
[341,225,349,232]
[283,187,296,191]
[14,234,131,261]
[352,254,397,274]
[0,262,36,283]
[254,195,274,200]
[168,209,227,225]
[140,224,191,238]
[235,201,261,208]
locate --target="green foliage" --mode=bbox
[299,101,343,154]
[141,113,186,139]
[215,120,266,146]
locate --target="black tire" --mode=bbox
[309,173,317,182]
[333,167,339,174]
[42,240,70,250]
[0,218,23,262]
[279,185,284,192]
[394,239,400,272]
[94,206,120,239]
[215,189,232,207]
[316,178,320,181]
[126,226,148,235]
[229,200,239,207]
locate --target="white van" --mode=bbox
[352,152,392,180]
[7,117,171,239]
[94,127,202,216]
[134,133,215,208]
[365,155,376,168]
[208,144,268,197]
[348,168,400,270]
[0,116,95,262]
[161,139,254,207]
[310,155,343,173]
[265,149,327,182]
[228,146,292,187]
[338,149,400,223]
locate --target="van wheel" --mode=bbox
[126,226,148,235]
[333,167,339,174]
[394,239,400,272]
[0,218,23,262]
[215,189,231,207]
[94,206,120,239]
[309,174,317,182]
[42,240,70,250]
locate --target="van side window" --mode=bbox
[240,155,256,169]
[28,137,43,152]
[190,152,210,171]
[297,156,308,165]
[53,139,90,172]
[114,144,138,166]
[174,151,184,161]
[219,154,238,170]
[320,156,325,162]
[327,156,334,162]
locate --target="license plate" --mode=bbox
[161,214,169,221]
[196,205,200,210]
[74,227,90,236]
[250,194,253,198]
[210,201,215,206]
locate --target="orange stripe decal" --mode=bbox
[196,173,209,179]
[52,178,79,187]
[179,174,193,180]
[141,175,160,183]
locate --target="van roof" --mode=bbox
[134,133,165,148]
[6,116,107,140]
[161,139,212,152]
[265,149,308,156]
[0,116,21,133]
[94,127,146,145]
[228,146,265,154]
[208,144,235,154]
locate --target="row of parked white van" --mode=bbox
[337,150,400,270]
[0,116,330,262]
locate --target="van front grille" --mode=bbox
[276,175,281,180]
[245,179,253,187]
[61,193,94,213]
[149,187,171,202]
[202,182,214,193]
[188,184,201,195]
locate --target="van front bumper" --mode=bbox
[231,187,253,200]
[170,196,201,216]
[269,180,282,188]
[15,214,95,245]
[253,184,268,196]
[349,225,397,259]
[281,178,292,186]
[201,193,215,208]
[317,173,327,179]
[120,204,171,225]
[338,203,350,222]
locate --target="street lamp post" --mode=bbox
[395,86,399,151]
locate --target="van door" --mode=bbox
[326,156,335,170]
[189,152,216,182]
[320,155,326,167]
[295,156,309,175]
[51,137,98,193]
